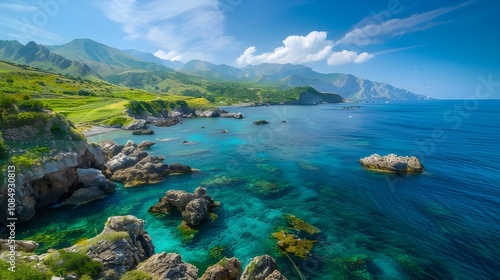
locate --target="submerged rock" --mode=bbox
[132,129,154,135]
[359,154,424,174]
[253,120,269,125]
[136,252,198,280]
[201,257,242,280]
[241,255,287,280]
[272,230,316,259]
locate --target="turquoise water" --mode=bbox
[16,100,500,279]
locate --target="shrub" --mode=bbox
[0,138,8,160]
[120,270,153,280]
[44,250,102,278]
[77,89,95,96]
[18,100,48,112]
[6,78,14,83]
[0,260,47,280]
[62,90,76,95]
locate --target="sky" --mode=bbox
[0,0,499,99]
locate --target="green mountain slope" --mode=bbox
[49,39,172,77]
[0,40,100,80]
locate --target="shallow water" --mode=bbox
[16,100,500,279]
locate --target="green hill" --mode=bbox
[49,39,172,77]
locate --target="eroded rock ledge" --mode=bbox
[360,154,424,174]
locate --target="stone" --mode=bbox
[265,270,287,280]
[154,118,182,127]
[201,257,242,280]
[61,186,105,205]
[253,120,269,125]
[99,140,124,160]
[132,129,154,135]
[359,154,424,174]
[137,140,156,150]
[148,196,173,214]
[182,198,209,227]
[241,255,286,280]
[77,168,107,187]
[106,153,139,172]
[0,239,38,253]
[123,119,148,130]
[137,252,198,280]
[167,163,193,174]
[110,156,169,187]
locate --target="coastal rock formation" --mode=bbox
[360,154,424,174]
[137,140,156,150]
[201,257,242,280]
[132,129,154,135]
[0,239,38,253]
[61,186,105,205]
[149,187,218,227]
[100,140,124,160]
[241,255,287,280]
[76,168,116,192]
[220,111,244,119]
[253,120,269,125]
[136,252,198,280]
[83,215,155,280]
[0,112,110,225]
[122,119,148,130]
[153,117,182,127]
[103,140,195,187]
[196,108,221,117]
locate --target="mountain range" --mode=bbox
[0,39,430,101]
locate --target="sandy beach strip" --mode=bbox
[82,126,121,137]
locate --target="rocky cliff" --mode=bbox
[0,112,112,226]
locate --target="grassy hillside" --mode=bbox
[0,61,211,126]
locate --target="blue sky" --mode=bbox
[0,0,498,99]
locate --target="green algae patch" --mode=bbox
[272,230,316,259]
[286,214,320,235]
[74,231,130,253]
[331,254,373,280]
[209,245,226,260]
[210,213,218,222]
[178,221,198,242]
[248,179,289,195]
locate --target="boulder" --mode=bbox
[61,186,105,205]
[154,118,182,127]
[168,163,193,174]
[132,129,154,135]
[0,239,38,253]
[106,153,139,172]
[76,168,116,193]
[196,109,221,117]
[99,140,124,160]
[138,140,156,150]
[149,187,218,226]
[110,156,169,187]
[220,112,244,119]
[201,257,242,280]
[121,140,138,155]
[137,252,198,280]
[253,120,269,125]
[123,119,148,130]
[182,198,209,227]
[241,255,287,280]
[359,154,424,174]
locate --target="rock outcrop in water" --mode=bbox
[149,186,219,227]
[136,252,198,279]
[103,140,195,187]
[359,154,424,174]
[241,255,288,280]
[201,257,242,280]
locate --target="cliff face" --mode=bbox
[0,112,108,225]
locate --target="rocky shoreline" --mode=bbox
[0,215,288,279]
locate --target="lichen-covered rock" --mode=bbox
[240,255,286,280]
[241,255,286,280]
[82,215,155,280]
[137,252,198,280]
[360,154,424,174]
[201,257,242,280]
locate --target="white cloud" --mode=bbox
[99,0,236,61]
[237,31,334,65]
[327,50,374,65]
[154,50,182,61]
[0,3,38,12]
[237,31,373,66]
[0,16,63,44]
[338,2,471,46]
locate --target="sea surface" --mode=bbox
[17,100,500,279]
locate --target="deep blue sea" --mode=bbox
[18,100,500,279]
